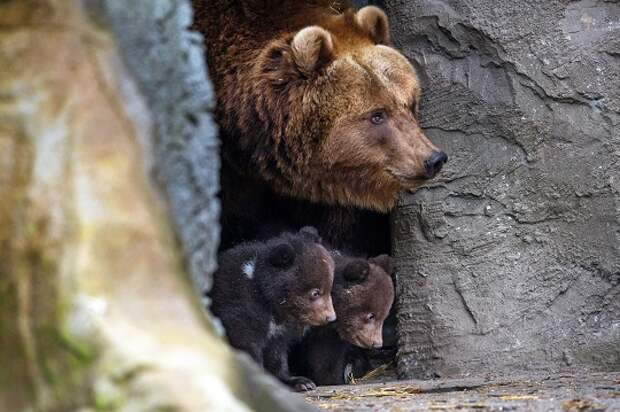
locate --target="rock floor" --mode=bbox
[304,372,620,411]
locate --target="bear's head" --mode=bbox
[258,226,336,326]
[331,254,395,349]
[255,6,447,211]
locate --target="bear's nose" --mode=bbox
[326,314,337,323]
[424,150,448,178]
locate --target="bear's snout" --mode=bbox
[308,295,336,326]
[424,150,448,178]
[370,329,383,349]
[321,297,337,324]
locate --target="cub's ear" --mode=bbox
[299,226,321,243]
[291,26,334,75]
[269,243,296,268]
[343,260,370,283]
[369,254,393,275]
[355,6,390,45]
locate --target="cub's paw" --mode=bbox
[287,376,317,392]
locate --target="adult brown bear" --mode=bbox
[192,0,446,254]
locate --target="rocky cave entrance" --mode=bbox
[194,0,619,386]
[2,0,617,411]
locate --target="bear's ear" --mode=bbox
[299,226,321,243]
[355,6,390,45]
[269,243,296,268]
[291,26,334,75]
[343,260,370,283]
[369,254,393,274]
[261,41,298,86]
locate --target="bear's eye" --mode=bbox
[309,289,321,300]
[411,101,417,114]
[370,111,385,125]
[365,313,376,323]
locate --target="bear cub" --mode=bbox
[208,227,336,391]
[290,253,394,385]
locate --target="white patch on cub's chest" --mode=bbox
[268,318,286,338]
[344,363,354,383]
[241,257,256,279]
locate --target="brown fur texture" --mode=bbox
[192,1,444,252]
[332,254,394,348]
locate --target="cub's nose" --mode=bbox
[326,314,337,323]
[424,150,448,178]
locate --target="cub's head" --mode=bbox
[258,6,447,211]
[331,254,395,349]
[259,227,336,326]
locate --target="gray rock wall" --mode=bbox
[385,0,620,379]
[91,0,221,294]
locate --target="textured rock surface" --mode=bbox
[385,0,620,379]
[0,1,317,411]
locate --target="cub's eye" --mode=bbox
[411,101,417,114]
[309,289,321,300]
[365,313,376,323]
[370,111,385,125]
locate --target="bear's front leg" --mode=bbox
[263,338,316,392]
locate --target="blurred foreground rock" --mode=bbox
[0,1,315,411]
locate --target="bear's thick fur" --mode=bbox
[290,253,395,385]
[208,227,336,391]
[192,0,446,253]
